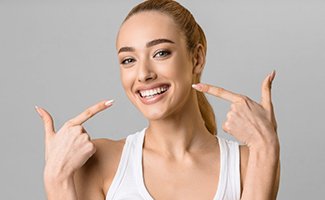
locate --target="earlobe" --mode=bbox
[192,44,206,75]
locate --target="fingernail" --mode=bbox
[192,84,202,91]
[104,99,114,106]
[35,105,42,116]
[269,70,276,82]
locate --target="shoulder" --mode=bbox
[74,137,127,198]
[92,138,127,192]
[92,137,126,165]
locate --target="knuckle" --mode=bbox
[84,109,94,118]
[201,84,209,92]
[222,121,231,132]
[44,119,52,126]
[86,142,96,153]
[230,104,236,111]
[74,125,83,132]
[81,133,90,141]
[226,112,232,119]
[238,95,249,103]
[242,95,249,101]
[264,81,271,89]
[89,142,95,150]
[216,87,224,95]
[43,116,50,123]
[237,95,245,103]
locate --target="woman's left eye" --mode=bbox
[154,50,171,58]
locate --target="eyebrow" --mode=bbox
[118,38,175,54]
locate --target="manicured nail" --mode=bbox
[192,84,202,91]
[269,70,276,82]
[104,99,114,106]
[35,105,42,116]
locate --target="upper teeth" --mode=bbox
[139,86,168,97]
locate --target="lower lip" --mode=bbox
[138,89,169,105]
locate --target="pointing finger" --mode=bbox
[192,83,242,103]
[66,99,114,126]
[261,70,276,111]
[35,106,55,137]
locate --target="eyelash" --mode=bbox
[120,50,171,66]
[121,58,135,65]
[154,50,171,58]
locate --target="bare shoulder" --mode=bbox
[239,144,249,193]
[74,137,127,199]
[92,137,126,166]
[92,138,127,193]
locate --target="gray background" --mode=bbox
[1,0,324,199]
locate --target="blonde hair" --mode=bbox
[123,0,217,135]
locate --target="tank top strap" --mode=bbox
[215,136,241,200]
[106,129,240,200]
[105,128,146,200]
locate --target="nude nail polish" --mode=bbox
[105,100,114,106]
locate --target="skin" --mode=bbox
[36,11,280,200]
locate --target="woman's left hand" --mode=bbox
[192,71,278,150]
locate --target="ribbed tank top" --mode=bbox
[106,128,241,200]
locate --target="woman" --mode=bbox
[35,0,280,199]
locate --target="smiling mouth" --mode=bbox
[138,85,170,99]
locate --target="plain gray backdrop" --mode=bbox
[1,0,324,199]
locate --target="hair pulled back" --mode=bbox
[123,0,217,135]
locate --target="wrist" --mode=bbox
[44,171,75,194]
[248,131,280,155]
[44,164,75,186]
[248,142,280,166]
[44,175,77,200]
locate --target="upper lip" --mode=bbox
[135,83,170,93]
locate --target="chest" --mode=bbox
[142,150,221,200]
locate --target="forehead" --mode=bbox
[116,11,184,49]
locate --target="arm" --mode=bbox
[193,70,280,199]
[44,170,78,200]
[43,139,105,200]
[73,139,106,200]
[36,100,114,200]
[44,138,123,200]
[240,144,280,200]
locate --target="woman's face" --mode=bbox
[116,11,197,120]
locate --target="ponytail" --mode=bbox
[195,24,217,135]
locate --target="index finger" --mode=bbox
[192,83,241,103]
[67,99,114,126]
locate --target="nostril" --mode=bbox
[138,72,157,82]
[145,76,153,81]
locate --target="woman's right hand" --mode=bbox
[35,100,114,181]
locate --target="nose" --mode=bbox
[137,59,157,82]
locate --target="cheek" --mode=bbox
[120,68,136,96]
[158,56,192,81]
[120,68,132,85]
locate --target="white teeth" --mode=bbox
[139,86,169,98]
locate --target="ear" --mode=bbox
[192,44,206,75]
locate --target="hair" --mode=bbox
[122,0,217,135]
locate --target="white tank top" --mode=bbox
[106,128,241,200]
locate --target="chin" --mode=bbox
[140,106,171,121]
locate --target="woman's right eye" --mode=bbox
[121,58,135,65]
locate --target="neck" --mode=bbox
[144,92,215,159]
